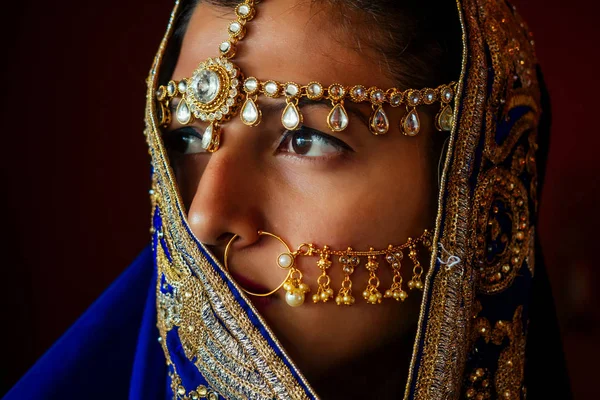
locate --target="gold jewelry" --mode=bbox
[223,228,432,307]
[224,230,295,297]
[155,0,456,152]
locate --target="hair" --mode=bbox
[159,0,462,90]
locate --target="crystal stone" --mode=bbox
[437,104,454,131]
[167,81,176,96]
[238,4,250,16]
[219,41,231,53]
[175,99,192,124]
[403,108,421,136]
[307,82,323,99]
[243,78,258,93]
[370,106,389,135]
[284,83,300,97]
[351,85,367,101]
[191,69,221,104]
[202,124,215,150]
[264,81,279,96]
[229,21,242,34]
[282,102,302,130]
[390,93,402,106]
[443,88,453,102]
[327,103,349,132]
[370,90,385,104]
[177,80,187,94]
[241,98,260,126]
[328,84,345,99]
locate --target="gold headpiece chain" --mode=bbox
[155,0,456,152]
[224,229,432,307]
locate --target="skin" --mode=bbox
[165,0,441,397]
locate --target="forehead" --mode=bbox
[172,0,396,88]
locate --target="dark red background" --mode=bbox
[1,0,598,398]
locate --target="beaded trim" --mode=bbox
[155,0,456,152]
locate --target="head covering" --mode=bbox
[146,0,568,398]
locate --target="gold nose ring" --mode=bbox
[223,230,295,297]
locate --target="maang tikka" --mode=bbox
[155,0,457,152]
[223,229,433,307]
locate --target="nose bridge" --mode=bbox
[186,143,262,246]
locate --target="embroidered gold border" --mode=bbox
[145,1,317,398]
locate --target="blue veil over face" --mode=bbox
[4,0,569,399]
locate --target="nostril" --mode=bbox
[216,232,235,244]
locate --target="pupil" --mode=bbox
[291,131,312,155]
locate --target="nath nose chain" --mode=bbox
[155,0,456,152]
[224,229,432,307]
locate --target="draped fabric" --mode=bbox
[5,0,570,399]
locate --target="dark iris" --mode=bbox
[291,130,313,155]
[163,127,201,154]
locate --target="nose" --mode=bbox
[186,142,263,248]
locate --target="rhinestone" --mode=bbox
[226,98,235,106]
[437,104,453,131]
[351,85,367,102]
[230,69,238,78]
[225,62,233,71]
[327,103,349,132]
[390,92,402,106]
[443,88,453,102]
[215,111,223,120]
[407,90,421,107]
[244,77,258,93]
[231,78,239,88]
[282,102,302,130]
[237,4,250,17]
[284,83,300,97]
[175,99,192,124]
[200,112,207,121]
[208,113,215,120]
[229,88,238,97]
[229,21,242,34]
[191,69,221,104]
[424,89,436,104]
[328,84,345,100]
[220,105,229,114]
[370,105,389,135]
[241,98,261,126]
[202,124,216,150]
[219,41,231,53]
[155,86,166,100]
[343,265,354,274]
[306,82,323,99]
[177,80,187,94]
[167,81,176,96]
[370,89,385,104]
[264,81,279,96]
[402,108,420,136]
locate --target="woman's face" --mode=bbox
[166,0,439,382]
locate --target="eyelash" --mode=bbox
[162,125,353,159]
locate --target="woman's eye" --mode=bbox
[163,127,206,155]
[279,126,349,157]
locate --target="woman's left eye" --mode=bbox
[278,126,350,158]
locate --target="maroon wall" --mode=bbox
[1,0,598,398]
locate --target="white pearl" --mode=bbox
[286,290,305,307]
[278,253,293,269]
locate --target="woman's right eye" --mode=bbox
[163,127,206,155]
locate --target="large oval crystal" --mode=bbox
[191,69,221,104]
